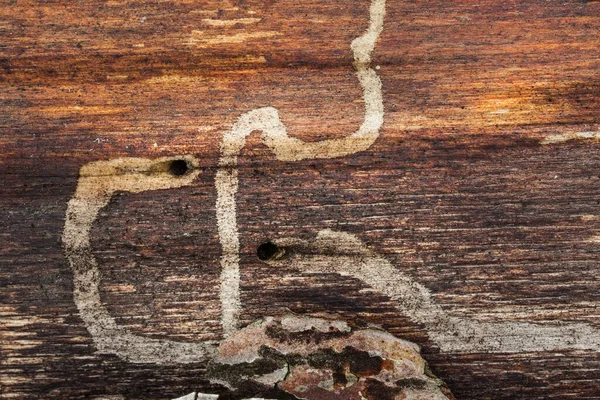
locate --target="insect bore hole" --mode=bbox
[169,159,189,176]
[257,241,282,261]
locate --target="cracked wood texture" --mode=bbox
[2,0,600,399]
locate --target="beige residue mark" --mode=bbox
[62,156,218,364]
[585,234,600,243]
[41,106,129,116]
[201,18,261,27]
[148,59,266,84]
[215,0,387,336]
[188,30,280,46]
[268,230,600,353]
[541,131,600,145]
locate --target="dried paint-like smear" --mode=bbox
[207,315,454,400]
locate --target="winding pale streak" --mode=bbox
[269,230,600,353]
[60,0,600,362]
[216,0,386,336]
[62,0,386,362]
[62,156,218,363]
[541,131,600,145]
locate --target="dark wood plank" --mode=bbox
[2,0,600,398]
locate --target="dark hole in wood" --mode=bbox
[169,159,188,176]
[257,241,279,261]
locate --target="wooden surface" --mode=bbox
[2,0,600,398]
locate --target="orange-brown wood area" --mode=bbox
[2,0,600,399]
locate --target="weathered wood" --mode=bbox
[2,0,600,398]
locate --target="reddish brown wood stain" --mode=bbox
[2,0,600,399]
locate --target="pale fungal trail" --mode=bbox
[60,0,600,361]
[541,130,600,145]
[62,156,218,363]
[215,0,386,336]
[269,230,600,353]
[62,0,387,363]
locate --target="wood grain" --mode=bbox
[2,0,600,398]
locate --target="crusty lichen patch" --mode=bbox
[207,315,454,400]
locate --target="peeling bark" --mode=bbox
[207,316,454,400]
